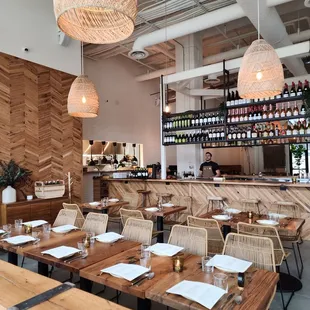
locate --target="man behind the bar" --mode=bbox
[199,152,221,178]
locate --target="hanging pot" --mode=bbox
[2,186,17,203]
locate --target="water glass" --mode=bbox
[32,231,40,239]
[140,256,152,270]
[88,232,95,244]
[268,212,278,222]
[101,197,108,206]
[43,224,51,234]
[201,256,214,273]
[3,224,12,234]
[14,219,23,229]
[77,241,87,255]
[213,273,228,292]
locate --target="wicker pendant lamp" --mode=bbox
[237,0,284,99]
[53,0,138,44]
[67,43,99,118]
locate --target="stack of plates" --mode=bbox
[212,214,231,221]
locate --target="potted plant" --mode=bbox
[0,160,32,203]
[290,145,306,177]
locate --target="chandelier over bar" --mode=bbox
[53,0,138,44]
[237,39,284,99]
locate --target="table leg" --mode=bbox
[38,262,49,277]
[222,225,231,239]
[142,194,146,209]
[157,216,164,243]
[8,252,18,266]
[80,277,93,292]
[102,208,108,214]
[137,298,151,310]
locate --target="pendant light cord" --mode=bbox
[81,42,84,75]
[257,0,260,40]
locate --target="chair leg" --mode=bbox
[292,242,303,279]
[21,257,25,268]
[277,277,287,310]
[49,266,54,278]
[284,259,290,275]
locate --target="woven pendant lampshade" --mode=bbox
[53,0,138,44]
[67,75,99,118]
[238,39,284,99]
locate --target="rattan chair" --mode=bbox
[63,203,85,228]
[223,233,277,309]
[121,218,153,245]
[240,198,262,215]
[122,193,140,209]
[168,225,208,256]
[53,209,77,227]
[273,201,304,279]
[164,196,193,230]
[187,216,224,255]
[207,196,226,212]
[82,212,108,235]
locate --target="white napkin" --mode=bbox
[41,246,80,259]
[167,280,226,309]
[89,202,101,206]
[148,243,184,256]
[145,207,159,212]
[3,235,36,245]
[23,220,48,228]
[95,232,124,243]
[108,198,119,203]
[162,203,174,207]
[100,263,149,281]
[52,225,78,233]
[207,254,252,273]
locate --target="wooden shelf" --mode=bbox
[163,122,224,132]
[227,115,305,126]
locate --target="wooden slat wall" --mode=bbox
[0,52,82,202]
[106,179,310,239]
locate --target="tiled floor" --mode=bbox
[1,224,309,310]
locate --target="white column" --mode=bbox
[160,76,167,179]
[175,33,203,176]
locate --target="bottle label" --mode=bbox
[300,129,305,135]
[228,133,232,140]
[286,111,292,117]
[287,130,292,135]
[280,112,285,117]
[290,93,296,97]
[252,133,257,138]
[297,91,303,96]
[293,129,298,135]
[226,101,231,106]
[269,132,274,137]
[276,95,281,99]
[275,112,280,118]
[293,111,299,116]
[263,114,267,119]
[307,129,310,135]
[283,94,289,98]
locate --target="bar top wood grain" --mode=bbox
[0,260,127,309]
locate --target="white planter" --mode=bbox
[2,186,17,204]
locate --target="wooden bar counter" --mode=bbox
[95,177,310,239]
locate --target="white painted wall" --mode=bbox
[0,0,80,75]
[84,56,177,167]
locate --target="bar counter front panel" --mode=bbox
[99,178,310,239]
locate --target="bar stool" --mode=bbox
[136,190,152,209]
[241,198,261,214]
[207,196,225,212]
[156,193,173,204]
[274,200,304,279]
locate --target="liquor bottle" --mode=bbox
[274,104,280,118]
[252,125,258,138]
[215,113,220,124]
[253,106,258,121]
[257,107,262,120]
[241,127,246,139]
[188,134,193,143]
[299,122,305,135]
[249,107,253,121]
[207,113,212,125]
[269,123,274,137]
[227,110,231,123]
[240,108,244,122]
[300,101,306,115]
[244,107,248,121]
[293,124,299,135]
[286,103,292,117]
[290,82,297,97]
[191,115,195,127]
[232,128,237,140]
[268,104,274,119]
[262,105,268,119]
[286,124,292,136]
[283,83,289,98]
[293,102,299,116]
[297,81,303,96]
[226,92,231,106]
[231,91,235,106]
[203,113,207,126]
[199,113,203,126]
[216,129,220,140]
[237,128,241,139]
[235,109,239,122]
[263,125,268,137]
[304,80,309,92]
[235,91,241,105]
[280,103,286,117]
[228,129,232,140]
[275,124,279,136]
[247,126,252,139]
[211,113,216,124]
[220,128,225,140]
[195,114,199,126]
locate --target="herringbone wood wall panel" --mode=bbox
[0,52,82,202]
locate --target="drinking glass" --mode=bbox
[140,256,152,270]
[77,241,87,255]
[268,212,278,222]
[88,232,95,244]
[141,244,151,258]
[32,231,40,239]
[15,219,23,229]
[43,224,51,234]
[213,273,228,292]
[201,256,214,273]
[3,224,12,234]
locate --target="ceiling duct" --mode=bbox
[128,0,293,60]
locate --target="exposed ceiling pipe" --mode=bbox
[163,41,310,84]
[236,0,307,76]
[135,29,310,82]
[128,0,294,59]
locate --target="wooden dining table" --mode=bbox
[0,260,128,309]
[138,206,187,242]
[80,245,279,310]
[200,209,305,238]
[80,201,129,214]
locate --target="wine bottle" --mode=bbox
[290,82,297,97]
[227,110,231,123]
[249,107,253,121]
[215,113,220,124]
[263,125,268,137]
[226,92,231,106]
[231,91,235,106]
[199,113,203,126]
[231,109,235,123]
[304,80,309,92]
[293,102,299,116]
[191,115,195,127]
[283,83,289,98]
[235,109,239,122]
[257,107,262,120]
[275,124,279,136]
[299,122,305,135]
[297,81,303,96]
[253,106,258,121]
[220,128,225,140]
[286,103,292,117]
[235,91,241,105]
[241,127,246,139]
[300,101,306,115]
[286,124,292,136]
[207,113,212,125]
[262,105,268,119]
[307,123,310,135]
[195,114,199,127]
[247,126,252,139]
[244,107,248,121]
[252,125,258,138]
[269,123,275,137]
[211,113,216,124]
[293,124,298,135]
[274,104,280,118]
[280,103,286,118]
[240,108,244,122]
